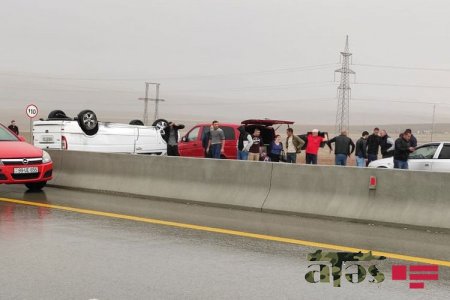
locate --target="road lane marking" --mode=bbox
[1,196,449,268]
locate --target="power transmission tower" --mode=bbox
[138,82,165,125]
[152,83,163,121]
[335,35,355,134]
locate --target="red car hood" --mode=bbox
[0,141,43,159]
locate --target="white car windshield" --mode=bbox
[409,144,439,159]
[0,126,19,141]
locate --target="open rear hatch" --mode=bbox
[241,119,295,146]
[241,119,294,126]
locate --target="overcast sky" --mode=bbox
[2,0,450,129]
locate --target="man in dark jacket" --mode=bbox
[366,127,381,165]
[201,126,212,158]
[8,120,19,135]
[380,129,395,158]
[405,129,417,148]
[394,131,415,169]
[163,122,185,156]
[237,126,253,160]
[355,131,369,167]
[327,131,355,166]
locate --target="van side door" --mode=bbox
[220,126,237,159]
[179,126,203,157]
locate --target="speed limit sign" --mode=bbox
[26,104,39,119]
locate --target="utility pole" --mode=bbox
[154,83,160,121]
[143,82,150,125]
[138,82,165,125]
[335,35,355,134]
[431,103,436,142]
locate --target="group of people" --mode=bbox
[162,120,418,169]
[354,127,417,169]
[235,124,418,169]
[5,115,419,169]
[312,127,417,169]
[236,126,330,164]
[237,126,307,163]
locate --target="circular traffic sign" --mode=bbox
[26,104,39,118]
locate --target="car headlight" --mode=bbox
[42,151,52,163]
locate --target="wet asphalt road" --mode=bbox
[0,185,449,299]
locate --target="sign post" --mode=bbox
[26,104,38,143]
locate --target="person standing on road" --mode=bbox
[327,130,355,166]
[305,129,328,165]
[163,122,185,156]
[269,135,283,162]
[202,125,213,158]
[206,121,225,159]
[380,129,395,158]
[237,126,253,160]
[394,131,415,169]
[405,129,418,148]
[248,129,263,161]
[367,127,381,165]
[285,128,305,164]
[355,131,369,167]
[8,120,19,135]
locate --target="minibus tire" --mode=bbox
[48,110,69,120]
[129,119,144,126]
[77,110,99,135]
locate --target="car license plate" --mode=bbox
[41,135,54,143]
[13,167,39,174]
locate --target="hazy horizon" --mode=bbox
[2,0,450,130]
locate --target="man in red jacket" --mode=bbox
[305,129,328,165]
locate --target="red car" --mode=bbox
[0,124,53,191]
[178,119,294,159]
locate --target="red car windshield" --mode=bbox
[0,126,19,141]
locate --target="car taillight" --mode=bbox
[61,136,68,150]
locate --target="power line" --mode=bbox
[0,80,336,95]
[354,82,450,89]
[352,97,450,106]
[0,84,140,94]
[164,96,450,107]
[170,81,335,93]
[155,63,337,80]
[0,63,337,82]
[165,97,335,106]
[354,63,450,72]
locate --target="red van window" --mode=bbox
[203,126,235,140]
[186,127,200,141]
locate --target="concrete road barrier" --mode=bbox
[48,150,450,230]
[48,150,271,210]
[262,164,450,230]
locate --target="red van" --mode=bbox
[178,119,294,159]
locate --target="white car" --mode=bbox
[33,110,168,155]
[368,142,450,172]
